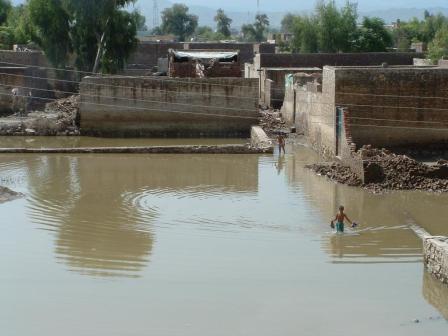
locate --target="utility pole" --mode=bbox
[153,0,159,29]
[257,0,260,14]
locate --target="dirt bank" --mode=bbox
[0,186,23,203]
[0,95,79,136]
[307,147,448,193]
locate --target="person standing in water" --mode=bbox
[331,206,353,233]
[277,133,286,154]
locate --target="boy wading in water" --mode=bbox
[331,206,353,233]
[277,134,286,154]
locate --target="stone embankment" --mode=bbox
[0,144,272,154]
[0,186,23,204]
[307,147,448,193]
[424,237,448,285]
[0,95,79,136]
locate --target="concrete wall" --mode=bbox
[80,76,259,137]
[128,42,276,70]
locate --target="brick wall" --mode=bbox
[80,76,259,137]
[0,66,50,115]
[334,67,448,148]
[169,62,242,78]
[0,50,48,67]
[293,67,337,159]
[255,52,423,69]
[128,42,275,70]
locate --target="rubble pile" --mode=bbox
[307,146,448,193]
[0,95,80,136]
[306,163,362,187]
[259,109,288,136]
[361,147,448,192]
[44,95,80,135]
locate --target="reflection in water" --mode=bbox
[423,271,448,320]
[275,155,286,175]
[8,153,258,278]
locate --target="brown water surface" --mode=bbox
[1,138,447,336]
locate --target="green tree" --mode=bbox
[428,24,448,62]
[214,9,232,38]
[26,0,138,73]
[281,13,296,33]
[242,14,270,42]
[315,0,358,52]
[0,0,11,26]
[28,0,71,68]
[160,4,198,41]
[132,10,148,31]
[6,4,32,44]
[355,17,393,52]
[292,15,319,53]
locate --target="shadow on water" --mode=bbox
[11,153,258,278]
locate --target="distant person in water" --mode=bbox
[331,206,355,233]
[277,134,286,154]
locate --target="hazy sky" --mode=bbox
[165,0,448,11]
[11,0,448,11]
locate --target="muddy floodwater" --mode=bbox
[1,138,448,336]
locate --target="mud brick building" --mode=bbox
[246,52,424,109]
[282,65,448,181]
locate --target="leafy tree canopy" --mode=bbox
[242,14,270,42]
[214,9,232,38]
[160,4,198,41]
[0,0,11,25]
[23,0,139,73]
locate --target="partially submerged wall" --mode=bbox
[80,76,259,137]
[424,236,448,285]
[292,68,336,159]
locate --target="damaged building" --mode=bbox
[281,65,448,182]
[168,49,241,78]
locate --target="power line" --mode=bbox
[0,83,258,114]
[0,92,260,120]
[0,71,259,102]
[0,60,258,91]
[3,87,448,130]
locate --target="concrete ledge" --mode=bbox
[251,126,273,149]
[424,236,448,285]
[0,144,273,154]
